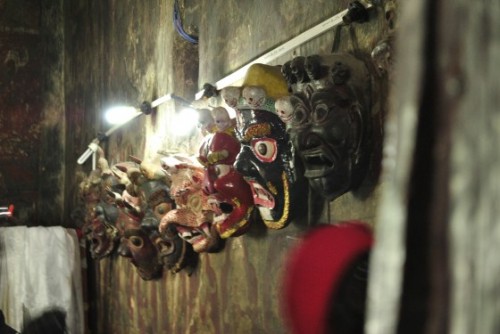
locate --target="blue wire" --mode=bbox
[173,0,198,44]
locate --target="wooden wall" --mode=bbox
[366,1,500,334]
[0,0,65,226]
[3,0,499,333]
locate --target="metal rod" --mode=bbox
[194,4,372,99]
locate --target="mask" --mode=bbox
[231,64,300,229]
[159,207,220,253]
[234,108,298,229]
[154,223,198,274]
[85,202,119,259]
[114,204,162,280]
[199,131,255,238]
[160,157,222,253]
[283,53,373,201]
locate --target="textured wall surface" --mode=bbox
[0,0,65,225]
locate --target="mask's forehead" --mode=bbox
[236,109,287,143]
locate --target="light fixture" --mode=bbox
[105,106,142,125]
[77,93,195,167]
[169,107,199,137]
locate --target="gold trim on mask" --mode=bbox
[263,172,290,229]
[267,182,278,195]
[217,207,253,239]
[243,123,271,142]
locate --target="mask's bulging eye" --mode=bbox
[292,103,311,127]
[313,103,330,123]
[251,138,277,162]
[129,236,144,248]
[215,164,231,177]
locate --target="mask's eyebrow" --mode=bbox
[243,123,271,142]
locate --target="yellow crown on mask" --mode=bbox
[221,64,290,113]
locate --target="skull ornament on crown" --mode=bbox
[222,63,304,229]
[281,53,373,201]
[221,86,243,109]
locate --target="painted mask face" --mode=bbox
[137,180,174,227]
[234,109,297,229]
[135,178,195,274]
[115,205,162,280]
[283,54,372,201]
[159,208,221,253]
[164,161,205,208]
[85,202,119,259]
[154,223,198,273]
[199,131,255,238]
[160,157,222,252]
[120,227,163,280]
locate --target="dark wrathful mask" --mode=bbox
[282,53,373,201]
[234,109,298,229]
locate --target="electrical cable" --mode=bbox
[173,0,198,44]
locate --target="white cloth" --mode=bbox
[0,226,84,333]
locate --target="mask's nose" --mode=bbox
[234,146,258,177]
[118,239,132,258]
[141,209,159,230]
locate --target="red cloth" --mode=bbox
[282,221,373,334]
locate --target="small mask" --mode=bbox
[154,223,198,274]
[113,203,161,280]
[85,202,119,259]
[160,157,223,252]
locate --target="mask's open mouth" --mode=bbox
[301,147,336,178]
[246,180,276,221]
[208,197,233,223]
[176,222,212,252]
[247,180,275,209]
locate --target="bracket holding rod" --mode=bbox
[77,93,179,166]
